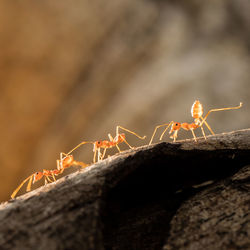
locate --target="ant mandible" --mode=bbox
[66,126,146,163]
[149,101,242,144]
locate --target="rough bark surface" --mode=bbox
[163,165,250,250]
[1,129,250,250]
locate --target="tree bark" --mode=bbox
[1,129,250,250]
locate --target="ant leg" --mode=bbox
[150,122,173,145]
[190,129,197,142]
[57,153,68,170]
[108,133,114,141]
[45,175,54,183]
[58,152,68,170]
[60,152,68,163]
[200,116,215,135]
[51,173,56,182]
[116,145,121,152]
[109,133,124,151]
[159,122,174,141]
[116,126,146,140]
[171,130,179,142]
[11,175,34,199]
[108,133,112,139]
[200,102,242,127]
[59,167,65,174]
[97,148,102,162]
[56,159,61,170]
[60,152,68,158]
[200,125,207,139]
[197,118,207,139]
[26,174,34,191]
[93,148,97,163]
[109,133,131,151]
[123,138,134,149]
[101,148,107,160]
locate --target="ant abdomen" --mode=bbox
[191,100,203,119]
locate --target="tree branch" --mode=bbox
[1,129,250,250]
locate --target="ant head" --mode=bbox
[114,133,125,143]
[94,141,102,150]
[173,122,181,129]
[170,122,181,133]
[33,172,43,183]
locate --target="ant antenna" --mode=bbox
[149,122,173,145]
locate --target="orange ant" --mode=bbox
[66,126,146,163]
[11,154,88,199]
[149,101,242,144]
[11,169,62,199]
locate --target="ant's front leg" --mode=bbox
[101,148,107,160]
[170,130,179,142]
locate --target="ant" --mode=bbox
[11,154,88,199]
[66,126,146,163]
[149,101,242,144]
[11,169,62,199]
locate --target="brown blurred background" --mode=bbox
[1,0,249,201]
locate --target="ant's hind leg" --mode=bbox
[199,123,207,140]
[200,116,215,135]
[123,138,134,149]
[200,126,207,140]
[200,103,242,133]
[116,145,121,152]
[190,129,197,142]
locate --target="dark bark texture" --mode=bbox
[1,129,250,250]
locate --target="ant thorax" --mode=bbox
[114,134,125,143]
[63,155,73,164]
